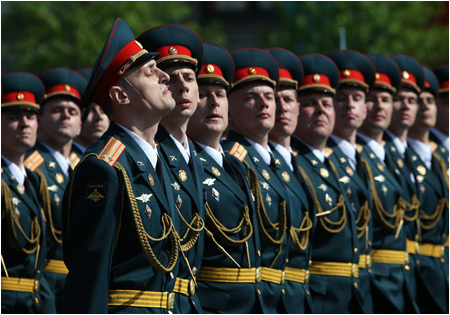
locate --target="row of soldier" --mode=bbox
[1,18,448,314]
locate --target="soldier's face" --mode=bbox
[2,110,38,154]
[188,83,228,138]
[80,103,109,143]
[435,92,449,134]
[334,87,367,131]
[364,90,393,132]
[228,82,276,139]
[295,92,335,143]
[391,87,419,129]
[270,87,299,139]
[415,91,437,130]
[38,98,82,142]
[164,64,199,120]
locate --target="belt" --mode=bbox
[196,267,261,283]
[406,240,419,254]
[358,254,372,268]
[173,277,196,296]
[1,276,39,293]
[284,267,309,283]
[108,289,174,309]
[44,259,68,274]
[260,267,285,284]
[417,243,445,258]
[371,249,409,264]
[310,261,359,278]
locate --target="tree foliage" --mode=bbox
[264,1,448,68]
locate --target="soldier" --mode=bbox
[327,49,375,313]
[221,48,290,313]
[23,67,86,312]
[186,42,263,313]
[408,66,449,313]
[357,54,420,313]
[291,53,364,313]
[72,68,110,155]
[1,73,56,313]
[266,47,316,314]
[137,25,205,313]
[430,66,449,152]
[61,18,179,313]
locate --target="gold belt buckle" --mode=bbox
[351,264,358,277]
[405,252,410,264]
[255,267,262,283]
[34,280,40,292]
[189,279,196,296]
[280,270,285,285]
[366,255,372,268]
[168,292,175,309]
[304,270,310,283]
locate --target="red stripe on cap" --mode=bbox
[2,91,37,104]
[199,63,224,78]
[339,69,366,84]
[439,81,449,90]
[375,73,392,88]
[401,71,417,85]
[155,45,192,60]
[93,40,144,105]
[279,68,293,81]
[424,80,431,88]
[233,67,270,84]
[301,74,331,88]
[46,84,81,100]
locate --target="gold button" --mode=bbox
[206,64,215,74]
[343,69,351,77]
[258,289,261,295]
[309,260,312,266]
[192,267,197,275]
[375,73,380,79]
[416,259,420,265]
[64,84,71,92]
[258,250,261,257]
[441,258,446,264]
[34,280,39,292]
[368,241,372,246]
[354,248,358,254]
[16,92,24,101]
[306,290,310,295]
[35,297,39,304]
[402,71,410,79]
[285,258,289,264]
[354,282,358,289]
[313,74,321,82]
[282,289,285,295]
[248,68,257,75]
[405,265,410,271]
[168,47,178,55]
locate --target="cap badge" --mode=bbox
[64,84,71,92]
[135,40,143,49]
[375,73,381,80]
[248,68,257,75]
[16,92,24,101]
[168,47,178,55]
[343,70,351,78]
[313,74,321,82]
[206,64,215,74]
[402,71,410,79]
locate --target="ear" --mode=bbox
[109,86,130,105]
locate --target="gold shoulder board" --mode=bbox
[324,147,334,158]
[24,150,45,171]
[356,144,364,154]
[430,141,438,153]
[69,152,81,169]
[97,137,126,167]
[228,142,248,162]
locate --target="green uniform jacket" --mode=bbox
[223,131,291,314]
[1,159,56,313]
[155,126,205,314]
[290,136,364,314]
[62,123,179,313]
[193,142,264,313]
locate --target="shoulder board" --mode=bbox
[356,144,364,154]
[292,149,299,157]
[227,142,248,162]
[69,152,81,169]
[97,137,126,167]
[1,168,3,175]
[24,150,45,171]
[430,140,438,153]
[324,147,334,158]
[381,140,386,147]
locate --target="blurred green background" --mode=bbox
[2,1,448,76]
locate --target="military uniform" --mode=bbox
[138,25,206,313]
[1,72,56,313]
[24,67,87,312]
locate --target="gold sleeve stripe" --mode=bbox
[23,150,45,171]
[97,137,126,167]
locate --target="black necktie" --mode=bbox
[23,177,35,199]
[291,153,303,184]
[355,151,366,180]
[269,153,278,174]
[223,155,245,189]
[155,157,165,188]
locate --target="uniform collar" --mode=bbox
[292,135,325,163]
[430,128,449,150]
[330,134,357,169]
[40,141,71,176]
[385,129,407,157]
[72,141,86,154]
[269,140,293,171]
[408,137,432,169]
[116,123,158,169]
[2,156,26,185]
[357,132,386,162]
[195,141,223,167]
[245,137,272,165]
[170,133,190,164]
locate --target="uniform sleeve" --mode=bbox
[61,157,121,313]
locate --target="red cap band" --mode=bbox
[199,63,224,78]
[46,84,81,100]
[155,45,192,60]
[375,72,392,88]
[339,69,365,84]
[439,81,449,91]
[301,74,331,88]
[279,68,293,81]
[2,91,37,105]
[233,67,270,84]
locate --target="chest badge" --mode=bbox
[262,169,270,180]
[320,168,329,178]
[171,182,181,191]
[17,184,25,195]
[179,170,188,182]
[346,166,354,177]
[212,188,220,201]
[48,161,56,168]
[203,178,216,186]
[211,167,221,177]
[55,173,64,184]
[281,171,290,183]
[136,193,153,203]
[148,174,155,186]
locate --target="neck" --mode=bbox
[268,134,291,150]
[294,132,326,151]
[388,126,408,143]
[408,127,430,144]
[333,128,357,145]
[188,132,221,152]
[358,125,384,144]
[1,149,25,168]
[38,135,73,158]
[161,120,188,145]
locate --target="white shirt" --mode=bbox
[292,135,325,163]
[195,141,224,167]
[171,134,191,164]
[116,123,158,169]
[2,156,26,186]
[245,137,272,165]
[40,142,71,177]
[408,138,432,169]
[385,129,407,158]
[269,140,293,171]
[357,133,386,164]
[430,128,449,150]
[330,134,357,170]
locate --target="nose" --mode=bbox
[209,93,220,108]
[159,69,170,84]
[257,95,270,110]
